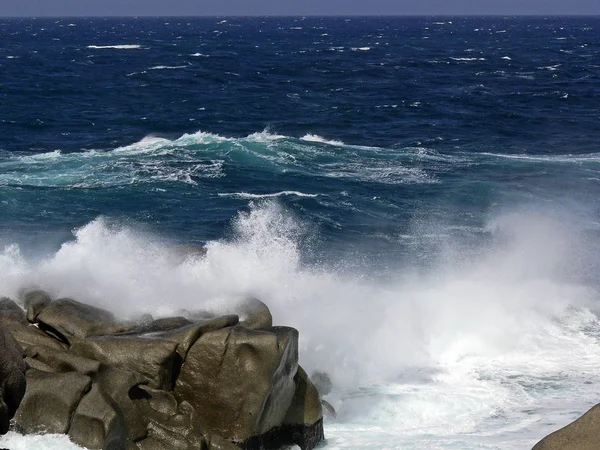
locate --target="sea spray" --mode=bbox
[1,201,600,449]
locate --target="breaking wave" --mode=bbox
[1,201,599,448]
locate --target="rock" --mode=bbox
[237,297,273,330]
[119,317,193,335]
[23,290,52,323]
[532,403,600,450]
[310,371,332,396]
[68,382,129,450]
[25,345,100,375]
[140,401,207,450]
[137,386,178,417]
[156,315,239,359]
[0,321,27,434]
[284,367,323,427]
[0,298,27,325]
[4,321,67,352]
[93,364,149,442]
[207,434,239,450]
[175,325,298,443]
[70,336,179,390]
[15,369,91,434]
[36,298,117,343]
[281,366,325,450]
[321,400,336,419]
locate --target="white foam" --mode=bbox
[450,57,486,61]
[479,151,600,164]
[86,44,142,49]
[246,130,287,142]
[351,47,371,51]
[301,134,344,146]
[218,191,319,199]
[323,162,437,185]
[0,433,84,449]
[147,65,187,70]
[190,52,209,57]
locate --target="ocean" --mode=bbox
[1,16,600,449]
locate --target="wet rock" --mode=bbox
[156,315,239,358]
[25,345,100,375]
[36,298,117,343]
[175,325,299,442]
[23,290,52,323]
[93,365,149,442]
[70,335,179,390]
[207,434,239,450]
[237,297,273,330]
[68,382,130,450]
[0,321,27,434]
[281,366,325,450]
[15,369,91,434]
[532,403,600,450]
[138,401,206,450]
[117,317,193,336]
[5,321,67,352]
[138,386,178,417]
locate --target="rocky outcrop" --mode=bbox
[532,404,600,450]
[0,318,27,434]
[0,290,324,450]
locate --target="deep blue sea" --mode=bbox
[1,16,600,449]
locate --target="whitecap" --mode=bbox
[147,65,187,70]
[218,191,320,199]
[301,134,344,146]
[450,57,486,61]
[86,44,142,49]
[246,130,286,142]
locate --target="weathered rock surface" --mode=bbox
[281,367,325,450]
[5,321,67,351]
[156,315,239,359]
[71,336,179,390]
[175,325,298,442]
[0,321,27,434]
[3,294,323,449]
[37,298,118,343]
[15,369,92,434]
[532,404,600,450]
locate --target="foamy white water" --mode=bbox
[1,202,599,449]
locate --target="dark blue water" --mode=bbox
[1,16,600,265]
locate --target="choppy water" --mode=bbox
[1,16,600,449]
